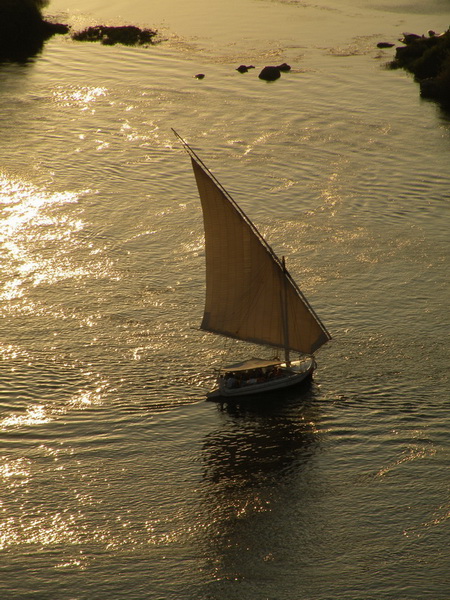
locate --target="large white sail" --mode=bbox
[190,155,330,355]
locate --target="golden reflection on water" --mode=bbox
[374,442,437,480]
[0,381,106,434]
[52,85,108,112]
[0,174,88,298]
[0,344,19,359]
[0,406,51,429]
[0,458,31,486]
[0,512,81,551]
[0,505,132,562]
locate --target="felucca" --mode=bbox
[174,130,331,398]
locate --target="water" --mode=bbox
[0,1,449,598]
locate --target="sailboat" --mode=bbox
[173,130,331,398]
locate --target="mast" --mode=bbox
[281,256,291,366]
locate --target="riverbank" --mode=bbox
[389,28,450,107]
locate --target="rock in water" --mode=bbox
[259,66,281,81]
[236,64,255,73]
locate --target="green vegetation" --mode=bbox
[389,29,450,107]
[71,25,158,46]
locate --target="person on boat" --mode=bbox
[225,374,238,389]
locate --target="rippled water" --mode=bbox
[0,0,449,598]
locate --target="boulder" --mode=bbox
[236,64,255,73]
[259,66,281,81]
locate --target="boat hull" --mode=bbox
[207,357,315,399]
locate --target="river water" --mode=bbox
[0,0,449,598]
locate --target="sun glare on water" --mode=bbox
[0,174,89,301]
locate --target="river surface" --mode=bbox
[0,1,449,598]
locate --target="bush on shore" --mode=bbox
[389,28,450,106]
[0,0,68,62]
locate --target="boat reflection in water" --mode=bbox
[198,384,323,592]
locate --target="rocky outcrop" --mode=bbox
[71,25,158,46]
[389,28,450,107]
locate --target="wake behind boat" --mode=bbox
[173,130,331,399]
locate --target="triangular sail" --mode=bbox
[186,144,330,355]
